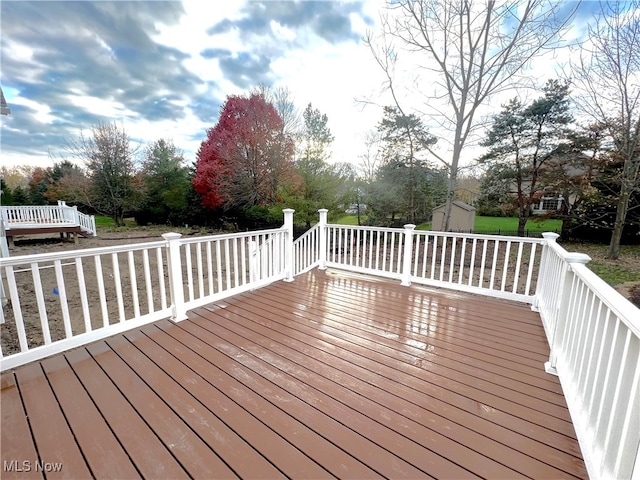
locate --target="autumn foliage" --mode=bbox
[193,93,295,210]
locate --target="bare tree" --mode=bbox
[367,0,577,230]
[358,130,382,185]
[68,122,139,226]
[252,84,302,139]
[570,1,640,259]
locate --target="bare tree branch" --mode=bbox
[368,0,578,230]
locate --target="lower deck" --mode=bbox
[1,269,587,479]
[4,225,89,246]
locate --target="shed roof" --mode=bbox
[433,200,476,212]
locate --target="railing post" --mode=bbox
[318,209,328,270]
[283,209,295,282]
[544,252,591,375]
[401,224,416,286]
[90,215,97,236]
[249,240,260,282]
[162,233,187,322]
[532,232,560,311]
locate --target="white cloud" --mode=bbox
[66,93,138,120]
[8,96,57,124]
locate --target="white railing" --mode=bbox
[294,215,639,479]
[0,217,293,371]
[293,209,327,276]
[1,201,97,236]
[320,223,543,303]
[537,234,640,480]
[1,208,637,478]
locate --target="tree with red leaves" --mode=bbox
[193,93,295,210]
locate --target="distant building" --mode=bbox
[345,204,367,215]
[531,195,564,215]
[432,201,476,232]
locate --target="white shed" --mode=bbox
[432,201,476,232]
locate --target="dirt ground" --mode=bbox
[1,228,207,356]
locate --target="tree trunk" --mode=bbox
[607,184,631,259]
[517,215,527,237]
[443,140,462,232]
[561,217,572,241]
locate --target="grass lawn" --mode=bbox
[472,216,561,232]
[335,214,561,233]
[568,243,640,286]
[94,215,115,227]
[334,214,367,225]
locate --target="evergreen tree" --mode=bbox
[480,80,573,236]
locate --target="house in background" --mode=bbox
[531,194,564,215]
[431,200,476,231]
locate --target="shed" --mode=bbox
[432,201,476,232]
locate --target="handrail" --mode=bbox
[539,239,640,480]
[320,223,543,303]
[1,202,97,236]
[1,208,637,478]
[0,223,292,371]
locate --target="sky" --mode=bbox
[0,0,601,173]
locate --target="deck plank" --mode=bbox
[110,330,288,480]
[40,355,141,479]
[14,362,93,479]
[239,286,565,397]
[227,285,577,437]
[152,319,423,478]
[178,314,476,478]
[64,347,190,479]
[0,268,588,479]
[197,299,585,477]
[0,374,43,480]
[85,340,239,479]
[138,321,351,478]
[189,308,533,479]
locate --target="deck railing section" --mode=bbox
[0,240,171,370]
[2,208,638,479]
[294,225,321,275]
[2,205,66,224]
[409,229,542,302]
[537,235,640,480]
[1,201,97,236]
[319,223,543,303]
[0,222,292,371]
[325,224,407,279]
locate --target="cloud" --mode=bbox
[208,1,371,44]
[203,1,373,88]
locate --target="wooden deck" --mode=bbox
[4,225,88,246]
[0,269,587,479]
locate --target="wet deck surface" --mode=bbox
[1,269,587,479]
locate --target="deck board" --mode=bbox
[0,269,588,479]
[0,375,43,480]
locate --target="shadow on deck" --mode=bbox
[0,269,587,479]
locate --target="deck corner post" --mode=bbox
[318,209,328,270]
[283,209,295,282]
[545,252,591,375]
[401,224,416,286]
[162,232,188,322]
[532,232,560,312]
[72,205,79,225]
